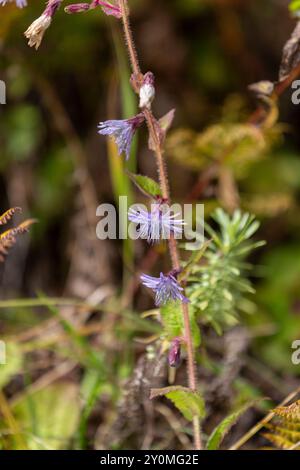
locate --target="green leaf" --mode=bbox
[78,370,105,449]
[150,386,205,421]
[160,301,183,338]
[111,27,137,279]
[206,399,265,450]
[0,342,23,389]
[127,171,162,198]
[150,385,188,398]
[13,383,80,450]
[160,301,201,347]
[166,390,205,421]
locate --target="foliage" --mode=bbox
[262,400,300,450]
[206,400,265,450]
[0,0,299,452]
[149,209,262,350]
[150,386,205,422]
[186,209,264,333]
[167,123,269,175]
[127,172,162,198]
[0,207,35,262]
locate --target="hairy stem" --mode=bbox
[119,0,140,77]
[119,0,202,450]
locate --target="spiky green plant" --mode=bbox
[187,209,265,334]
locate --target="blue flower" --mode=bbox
[0,0,27,6]
[128,203,184,243]
[140,272,189,306]
[98,114,145,160]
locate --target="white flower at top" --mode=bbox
[139,72,155,110]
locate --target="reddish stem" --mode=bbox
[119,0,202,450]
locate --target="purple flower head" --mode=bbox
[93,0,121,18]
[128,202,185,243]
[168,338,181,368]
[98,114,145,160]
[140,272,189,306]
[0,0,27,7]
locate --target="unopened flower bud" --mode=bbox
[95,0,122,18]
[168,338,181,368]
[139,72,155,110]
[65,3,90,13]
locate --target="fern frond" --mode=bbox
[262,432,294,450]
[167,123,267,172]
[0,207,22,226]
[1,219,36,242]
[264,423,300,442]
[274,400,300,423]
[0,209,36,263]
[262,400,300,450]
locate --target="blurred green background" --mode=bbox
[0,0,300,450]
